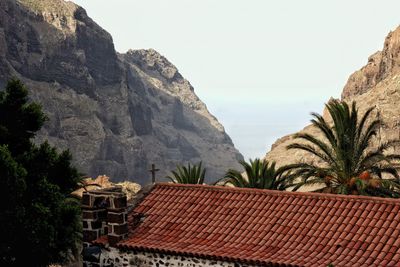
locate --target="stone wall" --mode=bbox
[85,247,256,267]
[82,187,129,265]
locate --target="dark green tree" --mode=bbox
[0,79,46,156]
[0,79,82,266]
[166,162,206,184]
[286,99,400,197]
[0,145,27,264]
[219,158,291,190]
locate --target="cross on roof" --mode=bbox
[149,164,160,184]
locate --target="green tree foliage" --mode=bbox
[219,158,290,190]
[0,79,82,266]
[286,99,400,197]
[167,162,206,184]
[0,79,46,156]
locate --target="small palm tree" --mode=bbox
[219,158,290,190]
[286,99,400,197]
[167,162,206,184]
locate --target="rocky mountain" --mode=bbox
[0,0,243,184]
[265,26,400,175]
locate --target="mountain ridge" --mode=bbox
[0,0,243,184]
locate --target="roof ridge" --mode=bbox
[154,182,400,205]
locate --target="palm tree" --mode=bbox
[166,162,206,184]
[219,158,290,190]
[286,99,400,197]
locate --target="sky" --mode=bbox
[72,0,400,160]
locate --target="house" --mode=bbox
[82,183,400,267]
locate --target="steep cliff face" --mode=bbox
[342,27,400,100]
[0,0,243,184]
[265,26,400,173]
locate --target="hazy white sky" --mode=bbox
[72,0,400,160]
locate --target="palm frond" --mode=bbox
[219,158,293,190]
[166,162,206,184]
[286,100,400,197]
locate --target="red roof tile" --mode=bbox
[94,183,400,266]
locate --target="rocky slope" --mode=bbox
[265,26,400,174]
[72,175,141,200]
[0,0,243,184]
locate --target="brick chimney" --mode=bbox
[82,187,128,247]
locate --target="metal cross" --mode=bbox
[149,164,160,184]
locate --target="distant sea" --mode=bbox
[202,92,329,160]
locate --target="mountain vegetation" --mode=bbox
[0,79,82,267]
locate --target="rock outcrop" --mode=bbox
[342,28,400,100]
[72,175,141,200]
[265,26,400,171]
[0,0,243,184]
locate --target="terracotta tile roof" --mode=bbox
[94,183,400,266]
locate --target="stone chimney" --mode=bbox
[82,187,128,247]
